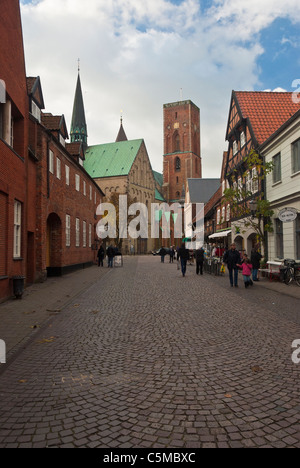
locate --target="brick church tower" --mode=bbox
[163,100,202,203]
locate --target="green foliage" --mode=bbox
[224,149,274,252]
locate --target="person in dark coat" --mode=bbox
[178,243,190,277]
[195,247,205,275]
[97,245,105,267]
[160,247,167,263]
[106,245,115,268]
[251,244,263,281]
[169,246,175,263]
[223,243,241,287]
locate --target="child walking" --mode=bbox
[238,255,253,288]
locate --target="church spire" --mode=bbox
[116,113,128,142]
[70,64,88,149]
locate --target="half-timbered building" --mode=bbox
[224,90,300,255]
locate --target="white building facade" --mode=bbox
[261,110,300,262]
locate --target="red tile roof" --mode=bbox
[234,91,300,145]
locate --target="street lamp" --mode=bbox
[249,199,258,219]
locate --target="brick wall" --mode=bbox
[163,101,202,203]
[0,0,29,300]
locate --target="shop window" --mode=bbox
[275,218,284,259]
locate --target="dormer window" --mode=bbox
[240,131,246,148]
[31,100,41,123]
[59,133,66,147]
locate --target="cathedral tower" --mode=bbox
[163,100,202,203]
[70,69,88,150]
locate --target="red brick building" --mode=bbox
[163,100,202,203]
[0,0,105,301]
[0,0,29,300]
[27,77,104,279]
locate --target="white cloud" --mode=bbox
[20,0,300,177]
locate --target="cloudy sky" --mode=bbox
[20,0,300,177]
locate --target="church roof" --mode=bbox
[116,119,128,142]
[187,178,220,204]
[71,73,87,138]
[84,139,144,178]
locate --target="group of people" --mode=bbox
[97,244,120,268]
[223,243,262,288]
[161,241,262,287]
[160,243,205,278]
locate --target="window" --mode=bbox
[226,204,231,222]
[59,134,65,147]
[56,158,61,179]
[222,180,226,195]
[217,209,221,225]
[75,174,80,191]
[66,215,71,247]
[233,141,238,156]
[240,131,246,148]
[14,201,22,258]
[83,221,86,248]
[76,218,80,247]
[65,165,70,185]
[89,224,92,248]
[275,218,284,259]
[31,101,41,122]
[273,153,281,184]
[49,150,54,174]
[252,167,258,193]
[79,158,83,167]
[90,186,92,200]
[296,215,300,260]
[246,172,252,194]
[175,157,181,172]
[238,177,243,200]
[83,181,86,196]
[222,206,226,223]
[10,116,14,147]
[292,138,300,174]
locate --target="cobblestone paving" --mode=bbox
[0,256,299,448]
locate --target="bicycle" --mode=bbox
[282,259,300,286]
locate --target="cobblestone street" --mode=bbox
[0,256,300,448]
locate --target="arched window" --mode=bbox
[172,131,180,153]
[175,157,181,172]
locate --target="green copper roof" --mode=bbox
[153,170,163,187]
[155,188,165,202]
[84,139,143,178]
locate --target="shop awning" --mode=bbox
[209,230,232,239]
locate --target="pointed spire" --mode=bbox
[70,66,88,149]
[116,113,128,142]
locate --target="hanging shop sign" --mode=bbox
[278,207,298,223]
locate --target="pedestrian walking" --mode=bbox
[97,245,105,267]
[178,243,190,277]
[106,244,115,268]
[169,246,175,263]
[195,246,204,275]
[251,244,262,282]
[238,255,254,288]
[160,247,167,263]
[223,243,241,287]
